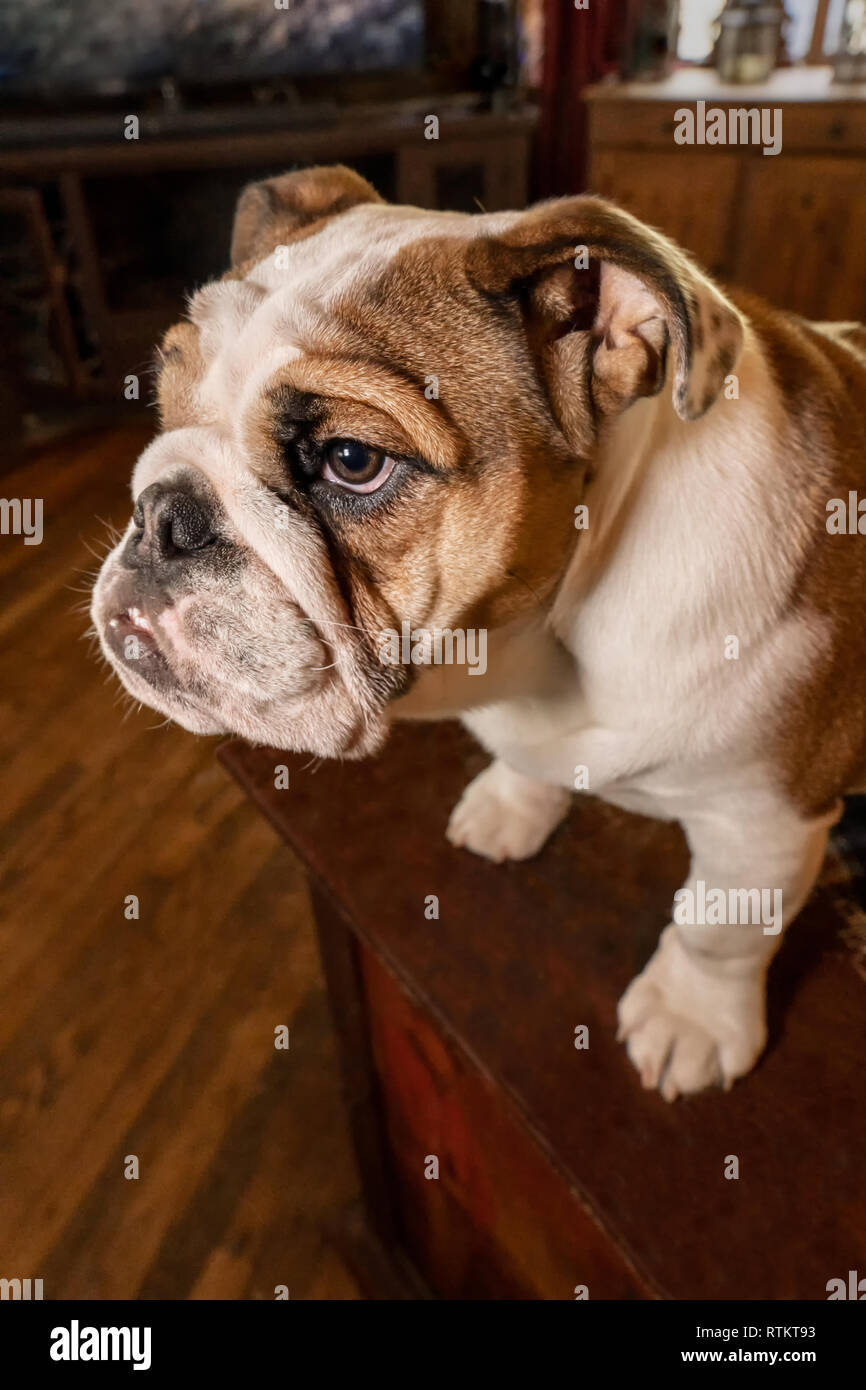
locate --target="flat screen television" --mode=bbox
[0,0,426,99]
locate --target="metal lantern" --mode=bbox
[715,0,787,84]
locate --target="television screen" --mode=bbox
[0,0,426,95]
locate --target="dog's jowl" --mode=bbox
[92,164,866,1099]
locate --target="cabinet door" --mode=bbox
[588,150,740,278]
[734,157,866,320]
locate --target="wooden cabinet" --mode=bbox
[590,150,741,278]
[586,68,866,320]
[736,156,866,320]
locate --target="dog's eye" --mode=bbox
[321,439,396,494]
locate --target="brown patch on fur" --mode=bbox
[239,228,590,660]
[464,195,742,423]
[465,197,697,407]
[733,289,866,814]
[156,322,205,431]
[338,234,594,642]
[230,164,383,269]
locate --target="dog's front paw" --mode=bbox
[617,926,767,1101]
[446,760,570,863]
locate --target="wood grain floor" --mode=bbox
[0,420,361,1299]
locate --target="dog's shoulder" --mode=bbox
[725,290,866,814]
[728,288,866,465]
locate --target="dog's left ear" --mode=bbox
[231,164,385,268]
[466,196,744,440]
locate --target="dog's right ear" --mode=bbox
[466,196,744,450]
[230,164,384,268]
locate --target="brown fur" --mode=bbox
[156,322,207,432]
[230,164,383,268]
[463,196,741,422]
[732,291,866,814]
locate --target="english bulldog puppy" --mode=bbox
[92,165,866,1099]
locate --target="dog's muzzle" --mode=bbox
[100,481,220,684]
[91,457,392,756]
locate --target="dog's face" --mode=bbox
[92,166,742,756]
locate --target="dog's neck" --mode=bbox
[391,608,576,721]
[392,393,671,724]
[552,388,668,628]
[394,325,790,726]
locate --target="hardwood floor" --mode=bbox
[0,420,361,1299]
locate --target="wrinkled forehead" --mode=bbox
[182,201,520,419]
[142,200,525,503]
[132,204,524,590]
[243,199,519,302]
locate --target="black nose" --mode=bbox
[127,485,215,566]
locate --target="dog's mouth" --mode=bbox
[94,579,237,739]
[109,603,156,646]
[91,548,393,756]
[88,463,405,756]
[112,604,153,638]
[104,601,170,677]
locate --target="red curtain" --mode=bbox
[536,0,635,199]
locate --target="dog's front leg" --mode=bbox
[617,789,839,1099]
[447,713,641,863]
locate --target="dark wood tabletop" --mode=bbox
[219,720,866,1300]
